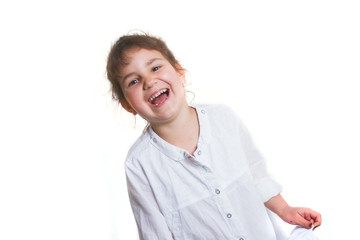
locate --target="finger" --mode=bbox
[313,213,322,227]
[296,214,313,229]
[313,218,321,231]
[303,211,312,221]
[308,211,322,231]
[301,208,322,227]
[307,209,322,226]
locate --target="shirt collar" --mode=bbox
[147,105,211,161]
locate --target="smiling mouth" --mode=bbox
[148,89,169,106]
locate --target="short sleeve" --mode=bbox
[232,109,283,202]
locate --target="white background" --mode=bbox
[1,0,359,239]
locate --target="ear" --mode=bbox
[120,100,137,115]
[175,63,186,84]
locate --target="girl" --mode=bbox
[106,33,321,240]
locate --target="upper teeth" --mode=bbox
[149,89,167,101]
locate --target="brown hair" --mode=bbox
[106,33,181,104]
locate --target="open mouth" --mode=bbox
[148,89,169,106]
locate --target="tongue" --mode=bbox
[152,92,167,105]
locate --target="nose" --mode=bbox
[143,75,157,90]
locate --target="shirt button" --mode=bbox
[239,238,244,240]
[152,138,157,143]
[201,109,205,114]
[227,213,232,218]
[197,150,202,155]
[215,189,221,194]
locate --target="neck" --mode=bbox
[151,105,199,155]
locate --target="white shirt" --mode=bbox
[289,226,317,240]
[125,104,285,240]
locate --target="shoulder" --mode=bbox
[194,103,235,114]
[195,103,241,124]
[125,128,153,168]
[194,103,251,139]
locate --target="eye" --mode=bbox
[152,66,161,72]
[128,79,139,87]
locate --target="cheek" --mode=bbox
[164,71,184,86]
[126,90,146,108]
[127,95,138,105]
[123,89,138,104]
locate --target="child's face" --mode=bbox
[119,48,187,126]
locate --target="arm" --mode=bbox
[126,161,174,240]
[265,194,322,229]
[231,110,322,229]
[235,116,283,202]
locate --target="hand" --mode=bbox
[279,206,322,230]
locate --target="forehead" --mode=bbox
[118,48,167,80]
[123,48,165,65]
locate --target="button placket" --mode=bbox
[183,152,192,160]
[201,165,209,173]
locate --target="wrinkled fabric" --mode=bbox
[125,104,285,239]
[289,226,317,240]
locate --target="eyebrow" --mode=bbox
[122,58,163,83]
[146,57,163,66]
